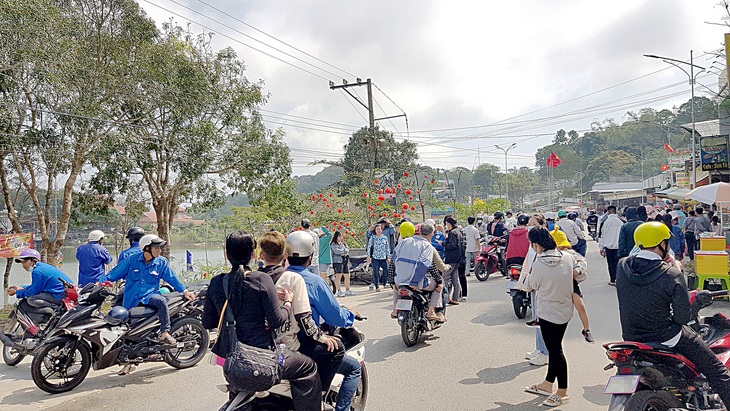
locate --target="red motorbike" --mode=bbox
[604,289,730,411]
[474,234,508,282]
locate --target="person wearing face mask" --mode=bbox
[616,222,730,407]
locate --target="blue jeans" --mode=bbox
[146,294,170,333]
[531,290,548,355]
[335,355,362,411]
[371,258,388,287]
[574,239,587,257]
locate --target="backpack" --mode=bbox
[458,226,468,262]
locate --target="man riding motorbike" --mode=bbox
[100,234,195,374]
[505,214,530,266]
[285,231,362,411]
[119,226,144,262]
[616,221,730,407]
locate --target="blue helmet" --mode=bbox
[105,306,129,325]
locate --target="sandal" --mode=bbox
[426,314,439,321]
[118,364,136,375]
[524,384,552,396]
[390,312,398,319]
[542,394,569,407]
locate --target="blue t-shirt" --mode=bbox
[119,242,142,262]
[76,242,112,286]
[289,265,354,329]
[17,262,73,300]
[101,253,186,309]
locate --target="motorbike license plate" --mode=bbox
[506,280,519,290]
[604,375,640,394]
[396,299,413,311]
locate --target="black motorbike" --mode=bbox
[505,264,531,319]
[396,285,444,347]
[30,283,209,393]
[1,278,80,366]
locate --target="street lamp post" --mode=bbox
[644,51,705,189]
[495,143,517,202]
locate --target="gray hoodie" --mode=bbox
[527,249,575,324]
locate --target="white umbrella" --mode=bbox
[685,182,730,204]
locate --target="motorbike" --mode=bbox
[30,283,209,394]
[219,321,368,411]
[1,277,80,366]
[396,285,444,347]
[588,223,598,240]
[505,263,531,319]
[474,234,508,282]
[604,289,730,411]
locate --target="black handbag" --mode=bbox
[212,272,282,393]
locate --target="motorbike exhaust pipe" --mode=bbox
[0,329,21,349]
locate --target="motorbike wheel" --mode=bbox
[474,261,489,282]
[164,317,209,369]
[512,292,527,319]
[625,390,682,411]
[400,307,421,347]
[499,254,508,277]
[2,320,25,366]
[350,362,368,411]
[31,337,91,394]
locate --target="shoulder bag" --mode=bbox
[212,272,282,393]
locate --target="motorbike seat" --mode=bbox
[129,306,157,318]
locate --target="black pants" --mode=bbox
[457,262,467,298]
[605,248,619,283]
[674,325,730,407]
[686,232,696,260]
[279,348,322,411]
[539,317,569,389]
[298,338,345,392]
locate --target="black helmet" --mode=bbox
[105,306,129,325]
[517,214,530,226]
[493,211,504,220]
[301,218,311,229]
[126,226,145,243]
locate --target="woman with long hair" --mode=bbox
[331,230,353,296]
[202,231,321,411]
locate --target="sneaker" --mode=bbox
[608,281,616,287]
[384,283,391,289]
[459,296,468,302]
[447,300,460,306]
[337,290,345,297]
[375,287,381,292]
[345,290,356,296]
[525,349,540,360]
[582,329,595,344]
[368,283,375,290]
[529,353,548,366]
[526,319,540,328]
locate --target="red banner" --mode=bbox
[547,152,562,168]
[664,143,674,153]
[0,233,34,258]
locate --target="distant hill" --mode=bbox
[294,166,344,193]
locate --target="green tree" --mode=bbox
[472,163,501,198]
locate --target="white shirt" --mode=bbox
[464,224,481,253]
[556,218,584,245]
[272,270,311,351]
[306,229,319,267]
[598,214,624,250]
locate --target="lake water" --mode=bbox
[2,246,227,306]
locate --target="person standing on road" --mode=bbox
[521,213,550,367]
[616,221,730,407]
[674,204,687,229]
[551,229,593,343]
[524,226,575,407]
[443,216,464,305]
[317,227,333,280]
[331,231,354,297]
[431,222,446,259]
[664,213,686,260]
[367,224,391,291]
[598,205,623,286]
[505,211,518,231]
[77,230,113,286]
[464,216,481,275]
[618,207,644,259]
[684,210,698,260]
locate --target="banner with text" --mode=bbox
[0,233,34,258]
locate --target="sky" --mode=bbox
[138,0,729,176]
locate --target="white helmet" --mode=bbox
[425,219,436,226]
[138,234,167,250]
[544,211,556,221]
[286,231,315,257]
[88,230,105,242]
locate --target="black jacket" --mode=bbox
[444,226,464,264]
[616,255,690,343]
[618,207,642,258]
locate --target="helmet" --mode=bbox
[551,229,572,248]
[313,228,323,237]
[88,230,105,242]
[568,212,578,220]
[517,214,530,226]
[126,227,145,242]
[15,248,41,263]
[286,231,316,257]
[590,210,596,215]
[425,219,436,226]
[557,210,567,218]
[544,212,556,220]
[139,234,167,250]
[493,211,504,220]
[400,221,416,238]
[104,306,129,325]
[300,218,311,229]
[634,221,672,249]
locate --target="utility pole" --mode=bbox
[330,78,406,181]
[495,143,517,203]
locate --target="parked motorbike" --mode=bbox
[474,234,508,282]
[604,289,730,411]
[1,277,80,366]
[219,321,368,411]
[396,285,444,347]
[505,264,531,319]
[30,283,209,394]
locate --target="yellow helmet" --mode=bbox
[399,221,416,238]
[634,221,672,249]
[550,228,572,248]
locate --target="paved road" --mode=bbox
[0,240,711,410]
